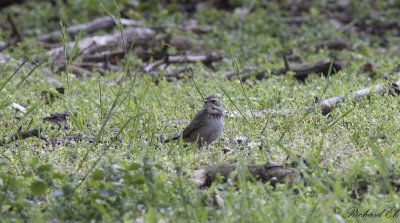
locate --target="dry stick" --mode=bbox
[38,17,142,42]
[301,37,351,51]
[191,162,300,188]
[176,24,211,34]
[0,128,47,146]
[144,66,192,81]
[148,24,211,34]
[50,134,122,147]
[168,53,222,63]
[319,79,400,115]
[83,50,126,62]
[43,112,69,128]
[50,135,96,147]
[52,32,218,73]
[229,79,400,117]
[147,60,339,82]
[58,64,92,76]
[221,67,257,79]
[279,36,290,72]
[144,59,165,72]
[74,61,114,75]
[74,41,96,58]
[78,34,219,73]
[276,61,343,81]
[7,13,23,42]
[83,50,155,64]
[282,16,312,24]
[48,27,156,66]
[143,53,222,73]
[224,61,343,81]
[282,54,290,71]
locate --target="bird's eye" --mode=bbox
[211,100,216,103]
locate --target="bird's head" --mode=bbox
[203,95,224,115]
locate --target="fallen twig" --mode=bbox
[43,112,69,129]
[50,134,122,147]
[48,27,157,66]
[50,134,96,147]
[191,162,301,188]
[59,64,92,76]
[82,50,126,62]
[38,17,142,43]
[224,79,400,117]
[223,67,257,79]
[225,61,343,81]
[301,37,350,51]
[227,109,291,119]
[0,127,48,146]
[319,79,400,115]
[143,52,222,73]
[275,61,343,81]
[7,13,23,43]
[282,16,312,24]
[74,62,114,75]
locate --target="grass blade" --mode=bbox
[226,37,256,123]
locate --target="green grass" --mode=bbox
[1,1,400,222]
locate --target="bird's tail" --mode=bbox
[163,134,181,143]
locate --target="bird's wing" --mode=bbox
[182,110,206,138]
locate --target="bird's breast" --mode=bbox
[201,115,224,144]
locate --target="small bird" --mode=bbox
[166,95,225,147]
